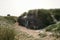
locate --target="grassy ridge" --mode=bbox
[0,16,21,40]
[0,16,17,40]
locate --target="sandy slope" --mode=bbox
[14,22,59,40]
[14,22,40,38]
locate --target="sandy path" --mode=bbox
[14,22,40,38]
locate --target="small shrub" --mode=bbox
[7,14,10,16]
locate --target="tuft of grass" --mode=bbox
[45,22,60,32]
[0,25,16,40]
[45,24,57,31]
[0,16,17,40]
[39,32,47,38]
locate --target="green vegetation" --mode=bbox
[50,9,60,21]
[46,22,60,33]
[0,25,16,40]
[18,9,54,29]
[0,16,17,40]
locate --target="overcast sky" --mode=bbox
[0,0,60,16]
